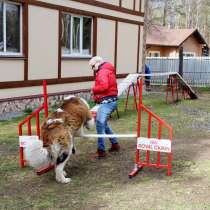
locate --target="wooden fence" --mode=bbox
[146,57,210,87]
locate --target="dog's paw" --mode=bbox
[72,147,76,154]
[61,177,71,184]
[56,177,71,184]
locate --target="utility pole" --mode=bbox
[179,46,183,77]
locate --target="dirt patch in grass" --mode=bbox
[1,93,210,210]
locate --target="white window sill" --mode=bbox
[0,53,23,57]
[62,55,92,60]
[0,54,25,60]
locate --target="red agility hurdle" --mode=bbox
[129,78,173,177]
[124,82,138,112]
[88,77,173,177]
[18,77,173,178]
[166,75,179,103]
[18,80,54,174]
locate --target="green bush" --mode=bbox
[23,107,33,114]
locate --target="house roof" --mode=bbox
[146,25,209,47]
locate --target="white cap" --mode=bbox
[89,56,104,71]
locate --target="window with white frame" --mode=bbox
[148,51,160,57]
[0,1,22,55]
[183,52,195,57]
[61,13,92,57]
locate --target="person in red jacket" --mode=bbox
[89,56,120,158]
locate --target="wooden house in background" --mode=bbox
[146,25,209,57]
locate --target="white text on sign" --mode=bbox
[19,136,39,147]
[137,137,171,153]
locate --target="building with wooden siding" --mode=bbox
[146,25,209,57]
[0,0,144,114]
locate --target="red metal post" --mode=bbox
[135,82,139,104]
[136,78,143,160]
[36,164,55,175]
[124,85,131,112]
[167,75,179,103]
[18,124,25,168]
[27,120,32,135]
[167,128,173,176]
[157,122,162,166]
[125,82,139,112]
[138,78,143,105]
[43,80,48,118]
[146,114,152,163]
[132,83,138,110]
[36,112,40,138]
[129,78,143,178]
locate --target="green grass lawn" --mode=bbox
[1,92,210,210]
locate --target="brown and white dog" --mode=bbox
[30,96,94,183]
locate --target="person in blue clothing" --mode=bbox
[89,56,120,159]
[145,64,151,91]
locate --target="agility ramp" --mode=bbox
[137,72,197,100]
[175,73,198,99]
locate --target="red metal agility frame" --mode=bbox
[18,80,49,169]
[129,78,173,178]
[166,75,179,103]
[18,79,173,177]
[124,82,138,112]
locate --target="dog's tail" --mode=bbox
[85,117,95,130]
[24,139,51,169]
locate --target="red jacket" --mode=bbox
[92,62,118,103]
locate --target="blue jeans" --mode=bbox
[96,101,118,151]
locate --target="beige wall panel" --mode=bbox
[96,0,119,6]
[0,60,24,82]
[141,0,144,13]
[117,22,138,74]
[122,0,134,10]
[61,60,92,77]
[28,5,58,80]
[135,0,140,11]
[138,26,144,72]
[97,18,115,64]
[0,82,93,99]
[39,0,144,23]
